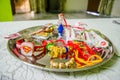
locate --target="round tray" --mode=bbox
[7,25,114,72]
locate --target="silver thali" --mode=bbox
[7,25,114,72]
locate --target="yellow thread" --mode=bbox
[74,50,90,65]
[87,55,103,63]
[74,50,103,68]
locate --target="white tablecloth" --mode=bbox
[0,18,120,80]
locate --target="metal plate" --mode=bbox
[7,25,114,72]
